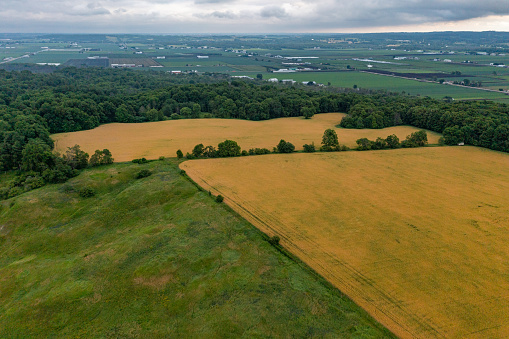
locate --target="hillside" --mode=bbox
[0,159,393,337]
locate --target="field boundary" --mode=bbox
[178,160,395,335]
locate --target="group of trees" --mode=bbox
[356,131,427,151]
[1,144,113,200]
[183,139,243,159]
[338,96,509,153]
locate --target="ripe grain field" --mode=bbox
[52,113,440,161]
[181,147,509,338]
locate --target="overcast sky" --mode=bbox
[1,0,508,33]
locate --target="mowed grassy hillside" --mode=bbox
[0,159,393,338]
[52,113,441,161]
[182,147,509,338]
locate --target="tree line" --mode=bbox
[339,96,509,152]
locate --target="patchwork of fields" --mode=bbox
[181,147,509,338]
[52,113,441,161]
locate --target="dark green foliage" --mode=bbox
[202,145,217,158]
[21,139,54,173]
[132,158,149,164]
[357,132,426,151]
[192,143,205,158]
[63,145,89,170]
[442,126,465,145]
[248,148,271,155]
[241,150,248,156]
[42,157,78,183]
[321,129,340,151]
[176,149,183,159]
[301,106,316,119]
[158,156,165,161]
[78,186,95,198]
[268,235,281,246]
[136,169,152,179]
[402,130,428,148]
[372,137,388,150]
[215,194,224,203]
[276,139,295,153]
[89,149,114,167]
[303,143,316,153]
[217,140,241,157]
[385,134,400,148]
[356,138,374,151]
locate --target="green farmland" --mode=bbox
[2,33,509,101]
[261,71,509,101]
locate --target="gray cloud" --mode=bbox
[0,0,508,33]
[209,10,238,19]
[194,0,235,4]
[260,6,287,19]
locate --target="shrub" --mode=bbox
[136,169,152,179]
[268,235,280,246]
[132,158,149,164]
[276,139,295,153]
[8,187,24,198]
[303,143,316,153]
[176,149,184,159]
[78,186,95,198]
[159,156,165,161]
[215,195,224,203]
[0,187,10,200]
[89,149,114,166]
[23,176,45,191]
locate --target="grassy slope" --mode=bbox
[0,159,393,338]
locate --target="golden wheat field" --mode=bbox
[181,147,509,338]
[52,113,441,161]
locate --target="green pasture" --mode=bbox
[0,159,393,338]
[261,71,509,100]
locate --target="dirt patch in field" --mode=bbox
[52,113,441,162]
[134,274,174,290]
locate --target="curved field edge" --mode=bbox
[180,147,509,338]
[0,159,394,338]
[52,113,442,162]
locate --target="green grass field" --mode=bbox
[260,71,509,100]
[0,159,393,338]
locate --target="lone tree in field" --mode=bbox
[321,129,339,151]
